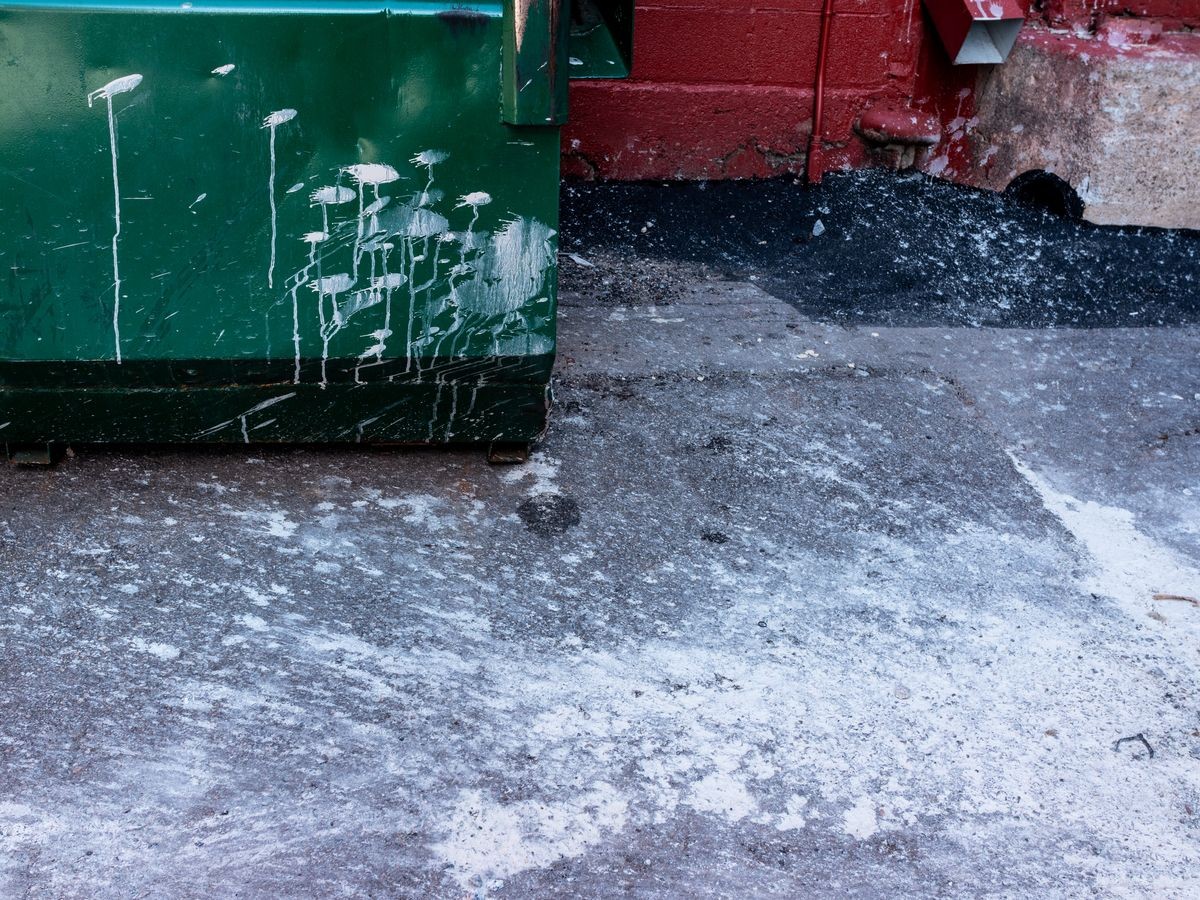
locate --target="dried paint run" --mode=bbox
[86,73,144,365]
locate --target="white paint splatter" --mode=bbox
[455,191,492,209]
[343,164,401,281]
[310,185,356,206]
[411,149,449,168]
[311,274,354,295]
[343,163,400,187]
[262,108,297,129]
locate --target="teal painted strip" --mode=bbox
[0,1,500,15]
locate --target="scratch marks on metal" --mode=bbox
[512,0,532,53]
[197,392,297,442]
[86,73,143,365]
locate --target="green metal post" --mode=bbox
[502,0,573,126]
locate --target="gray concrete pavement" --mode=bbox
[1,265,1199,898]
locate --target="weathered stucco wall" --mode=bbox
[966,29,1200,228]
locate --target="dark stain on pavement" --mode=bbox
[518,494,582,537]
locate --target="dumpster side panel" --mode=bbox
[0,3,560,443]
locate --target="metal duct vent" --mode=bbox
[923,0,1025,65]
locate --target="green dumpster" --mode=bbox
[0,0,632,457]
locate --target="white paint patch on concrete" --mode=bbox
[433,783,628,891]
[237,614,268,633]
[500,452,560,496]
[686,771,758,822]
[241,587,272,607]
[842,795,879,840]
[231,509,300,540]
[775,794,810,831]
[1008,451,1200,627]
[130,638,181,661]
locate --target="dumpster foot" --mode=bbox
[487,441,531,465]
[5,443,60,466]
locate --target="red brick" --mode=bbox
[558,0,1000,179]
[563,81,878,180]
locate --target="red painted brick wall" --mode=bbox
[562,0,958,180]
[1039,0,1200,29]
[562,0,1199,181]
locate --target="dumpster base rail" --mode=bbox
[0,382,550,447]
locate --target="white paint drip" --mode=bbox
[310,274,354,387]
[262,109,297,290]
[87,73,143,365]
[293,232,329,384]
[269,150,556,390]
[343,164,400,281]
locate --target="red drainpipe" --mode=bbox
[807,0,836,184]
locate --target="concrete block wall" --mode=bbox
[562,0,939,181]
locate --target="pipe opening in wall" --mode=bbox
[1004,170,1083,222]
